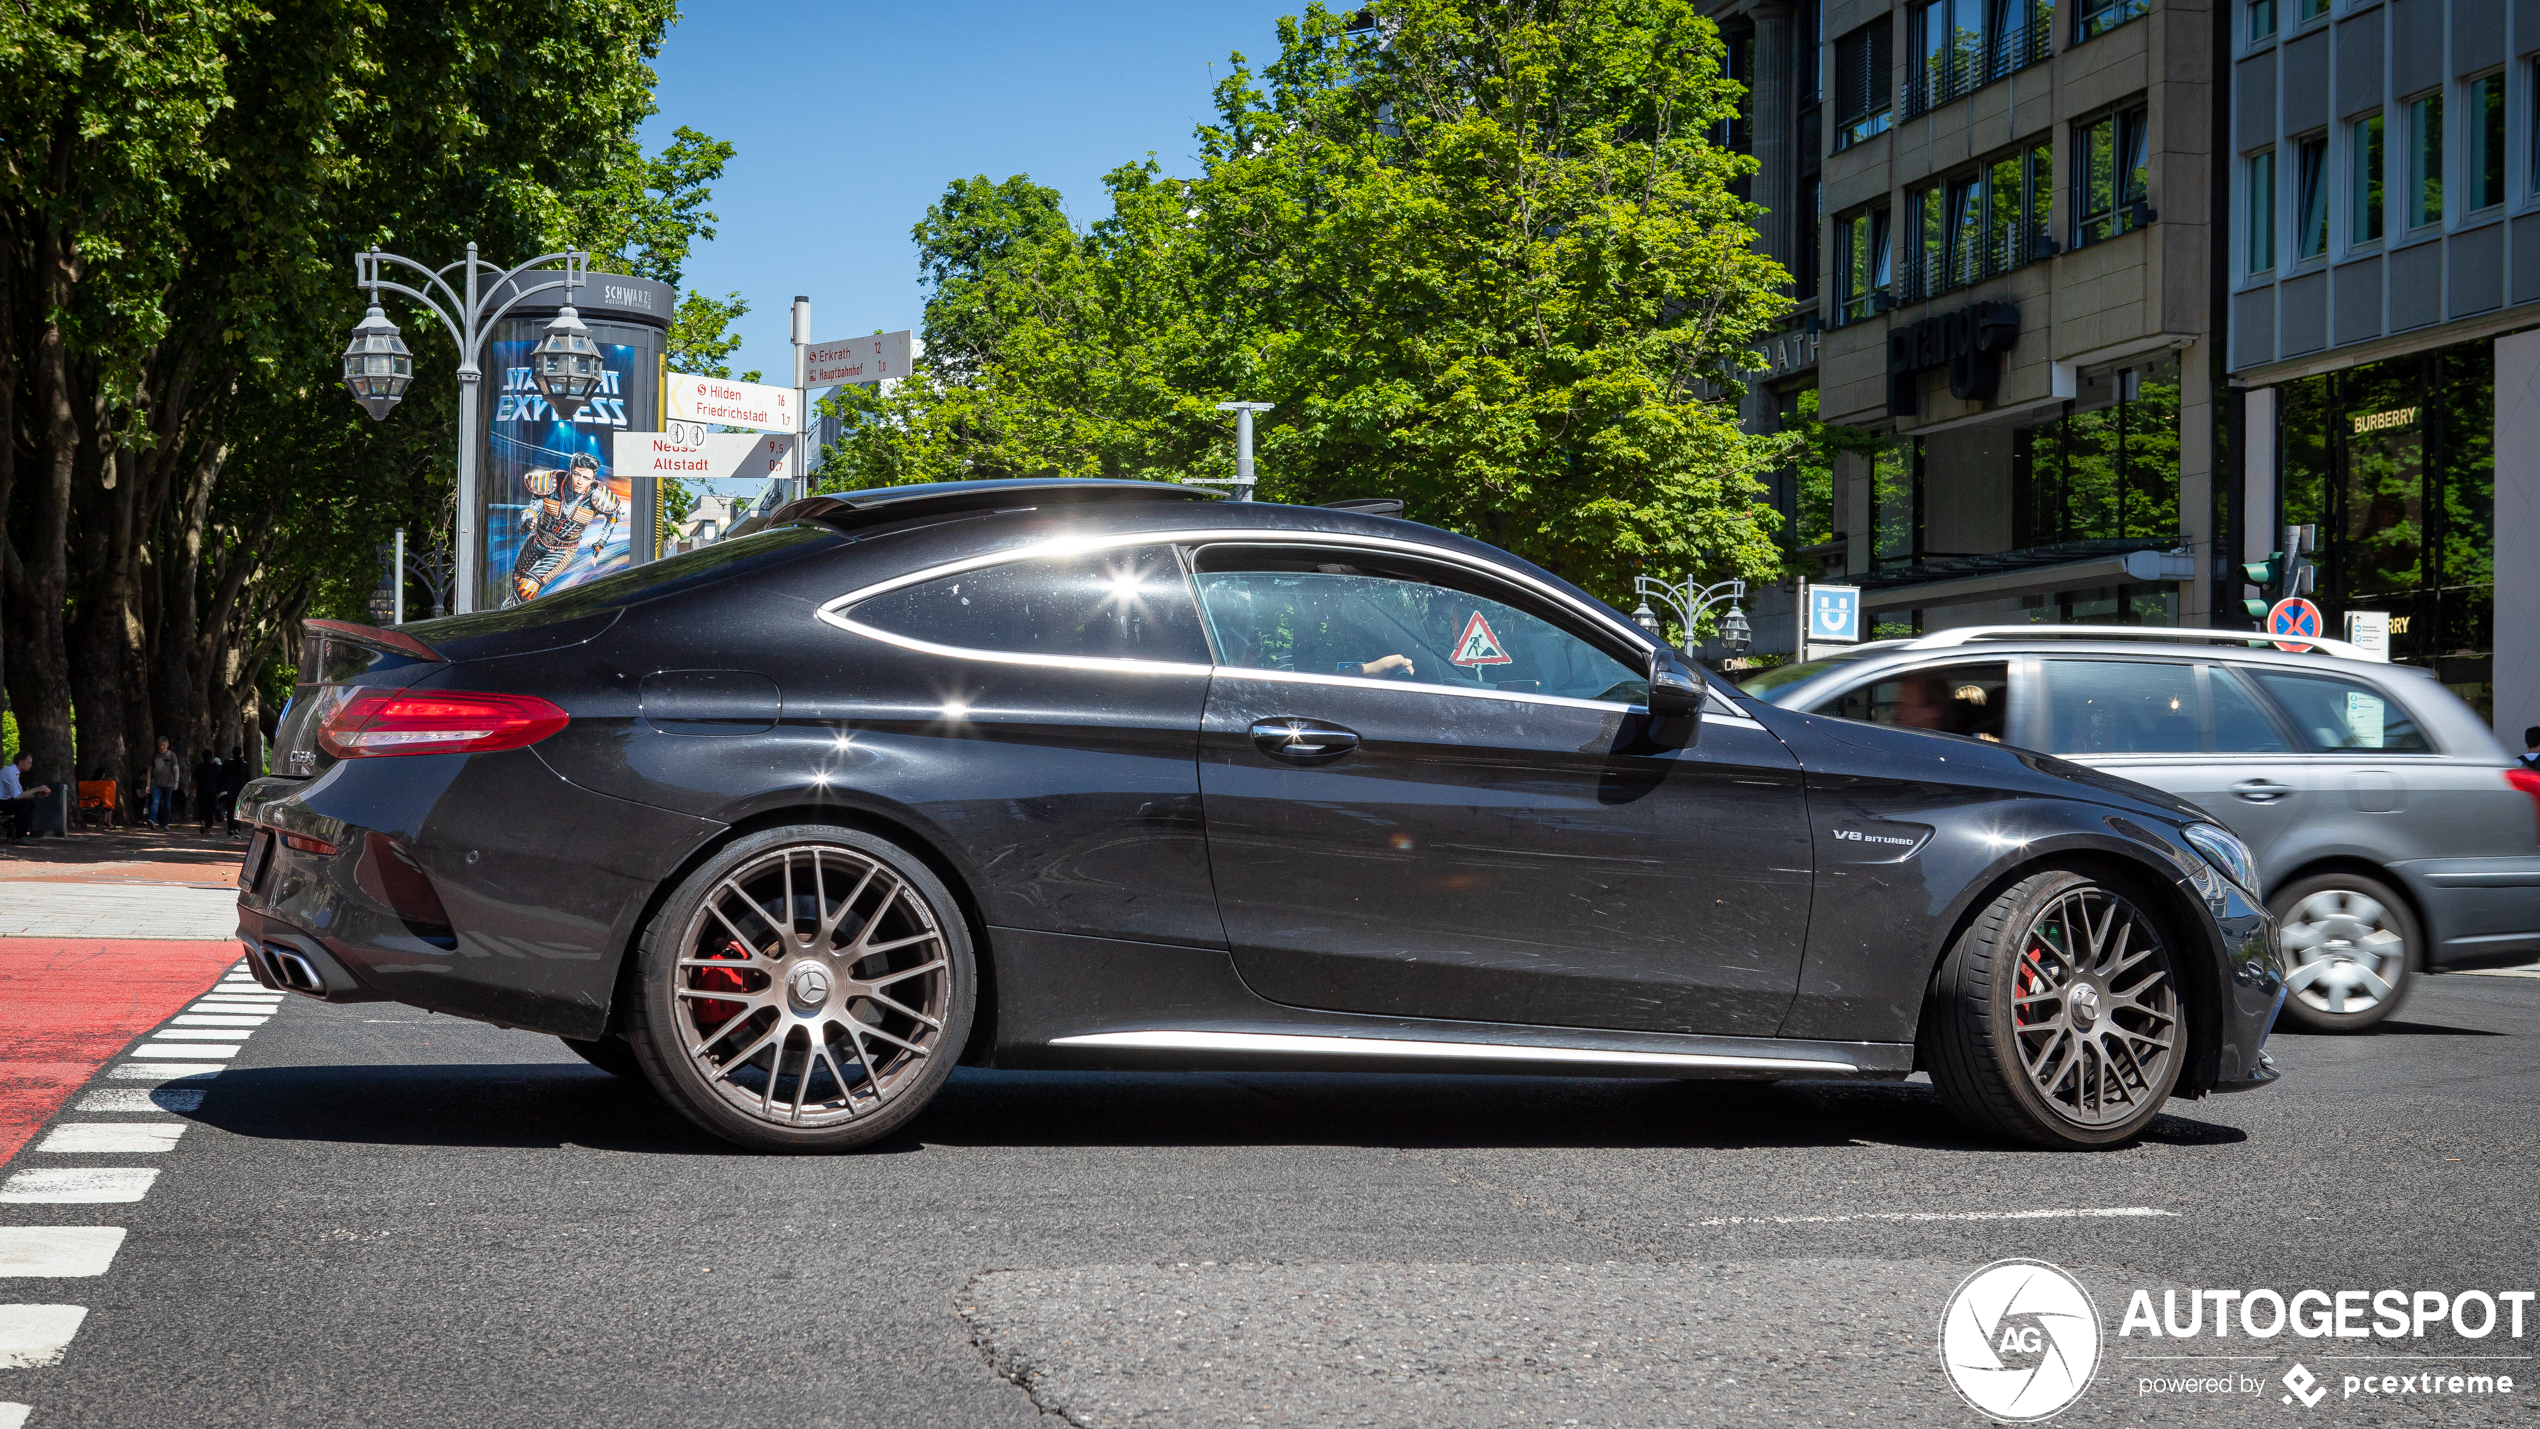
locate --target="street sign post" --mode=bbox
[613,430,798,483]
[666,372,798,433]
[1804,583,1861,656]
[2267,596,2325,651]
[804,331,913,388]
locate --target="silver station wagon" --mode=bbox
[1741,627,2540,1032]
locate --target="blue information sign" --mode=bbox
[1810,584,1862,644]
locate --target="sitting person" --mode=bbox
[1,752,54,843]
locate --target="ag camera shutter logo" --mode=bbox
[1939,1259,2103,1421]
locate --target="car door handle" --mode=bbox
[1251,719,1361,761]
[2232,778,2296,802]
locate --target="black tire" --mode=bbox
[1923,869,2187,1149]
[559,1034,645,1081]
[2269,870,2417,1033]
[626,825,975,1153]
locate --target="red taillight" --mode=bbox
[279,831,338,855]
[318,689,569,758]
[2508,767,2540,843]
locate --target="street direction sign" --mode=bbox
[2342,608,2391,661]
[667,372,797,432]
[613,430,797,483]
[1809,584,1862,643]
[803,331,913,388]
[2267,596,2324,651]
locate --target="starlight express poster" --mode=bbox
[478,317,661,609]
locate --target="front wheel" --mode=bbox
[2269,871,2416,1032]
[1923,870,2186,1148]
[626,826,976,1153]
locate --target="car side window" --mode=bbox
[845,544,1212,664]
[2205,666,2294,753]
[1189,548,1644,703]
[2244,669,2434,753]
[1818,661,2009,740]
[2042,659,2202,755]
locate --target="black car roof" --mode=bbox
[763,478,1218,536]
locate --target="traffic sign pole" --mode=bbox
[791,296,810,503]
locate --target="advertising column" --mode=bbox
[474,272,673,610]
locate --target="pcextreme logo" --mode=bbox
[1939,1259,2103,1422]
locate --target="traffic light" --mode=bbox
[2240,524,2317,621]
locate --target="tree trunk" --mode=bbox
[7,194,84,783]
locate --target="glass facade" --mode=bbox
[2271,339,2495,717]
[2011,353,2184,546]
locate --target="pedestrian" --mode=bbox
[220,747,250,836]
[192,749,221,831]
[2521,727,2540,770]
[0,752,52,843]
[148,736,182,828]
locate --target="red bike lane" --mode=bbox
[0,938,244,1164]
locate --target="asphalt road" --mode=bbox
[6,967,2539,1427]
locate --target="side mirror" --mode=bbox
[1645,647,1704,749]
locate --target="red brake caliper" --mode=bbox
[692,941,752,1032]
[2015,943,2051,1027]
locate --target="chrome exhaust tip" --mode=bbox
[268,948,325,994]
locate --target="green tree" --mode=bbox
[825,0,1793,607]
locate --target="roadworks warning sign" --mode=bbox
[1452,611,1512,667]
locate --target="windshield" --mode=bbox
[1733,648,1881,696]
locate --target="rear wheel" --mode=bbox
[1924,870,2186,1149]
[626,826,974,1152]
[2269,871,2415,1032]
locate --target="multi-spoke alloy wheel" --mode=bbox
[630,827,974,1151]
[2005,885,2179,1128]
[1923,869,2187,1148]
[2268,871,2416,1033]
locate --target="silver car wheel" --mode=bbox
[673,844,953,1129]
[2010,885,2180,1129]
[2279,889,2406,1017]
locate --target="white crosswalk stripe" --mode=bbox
[0,1169,161,1204]
[76,1088,203,1114]
[0,1228,126,1278]
[36,1124,187,1155]
[0,1305,92,1369]
[126,1043,239,1059]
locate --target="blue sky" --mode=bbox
[639,2,1300,386]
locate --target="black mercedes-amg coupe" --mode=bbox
[236,479,2282,1151]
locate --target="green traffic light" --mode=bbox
[2243,598,2272,620]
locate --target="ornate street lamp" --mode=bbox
[527,303,604,420]
[1633,568,1750,660]
[341,244,590,613]
[340,303,414,421]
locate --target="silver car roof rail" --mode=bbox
[1901,624,2374,662]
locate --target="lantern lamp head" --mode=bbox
[1721,604,1753,655]
[528,304,605,421]
[341,303,413,421]
[1631,598,1661,637]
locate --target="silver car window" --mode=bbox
[2042,659,2202,755]
[2244,669,2434,753]
[2204,665,2295,753]
[1817,661,2009,740]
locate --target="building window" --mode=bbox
[2298,0,2328,19]
[2013,355,2184,547]
[2073,104,2150,247]
[1906,0,2051,115]
[1903,139,2054,299]
[2076,0,2149,42]
[2250,0,2276,40]
[1837,204,1893,323]
[2296,133,2330,258]
[2351,112,2384,244]
[2248,147,2276,273]
[2407,92,2444,228]
[1797,178,1824,302]
[1834,18,1894,148]
[1873,435,1923,568]
[2468,72,2506,212]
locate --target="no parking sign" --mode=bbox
[2267,596,2323,651]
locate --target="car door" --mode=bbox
[2028,656,2316,872]
[1187,541,1814,1037]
